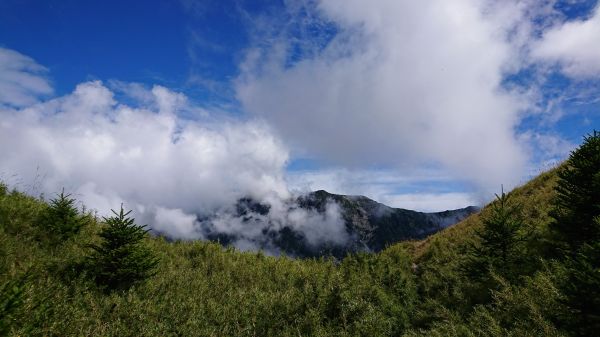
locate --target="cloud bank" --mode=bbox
[0,51,348,252]
[1,80,289,210]
[236,0,533,194]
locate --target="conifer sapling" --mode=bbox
[87,205,158,291]
[38,189,87,242]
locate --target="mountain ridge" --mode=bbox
[200,189,478,257]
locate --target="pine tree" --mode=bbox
[87,205,159,291]
[549,131,600,336]
[38,189,87,242]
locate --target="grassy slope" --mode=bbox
[404,166,560,259]
[0,166,563,336]
[394,166,564,336]
[0,186,415,336]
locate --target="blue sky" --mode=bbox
[0,0,277,101]
[0,0,599,219]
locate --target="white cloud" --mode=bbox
[532,5,600,78]
[0,58,292,241]
[286,201,348,246]
[519,131,575,161]
[0,47,53,108]
[9,80,289,214]
[204,196,349,252]
[0,47,357,253]
[152,207,202,239]
[236,0,531,195]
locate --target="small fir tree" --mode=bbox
[87,205,158,291]
[38,189,87,242]
[468,188,527,279]
[463,188,529,305]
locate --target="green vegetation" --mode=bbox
[0,272,29,335]
[0,131,598,336]
[407,131,599,337]
[0,184,417,336]
[462,188,531,305]
[36,190,89,243]
[549,131,600,336]
[470,189,528,278]
[550,131,600,250]
[86,206,159,291]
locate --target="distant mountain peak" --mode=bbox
[200,189,478,258]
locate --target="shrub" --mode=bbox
[0,183,7,197]
[0,272,29,335]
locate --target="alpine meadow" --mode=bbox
[1,0,600,336]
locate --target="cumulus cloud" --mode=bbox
[0,80,285,229]
[0,47,53,108]
[0,47,354,253]
[3,82,289,208]
[236,0,533,194]
[532,5,600,78]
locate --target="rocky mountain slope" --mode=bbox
[203,190,478,257]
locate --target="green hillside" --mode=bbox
[0,185,417,336]
[1,132,598,336]
[399,166,564,336]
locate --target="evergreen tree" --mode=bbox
[463,188,529,305]
[550,131,600,251]
[38,189,87,242]
[87,205,159,291]
[549,131,600,336]
[563,240,600,336]
[467,188,527,280]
